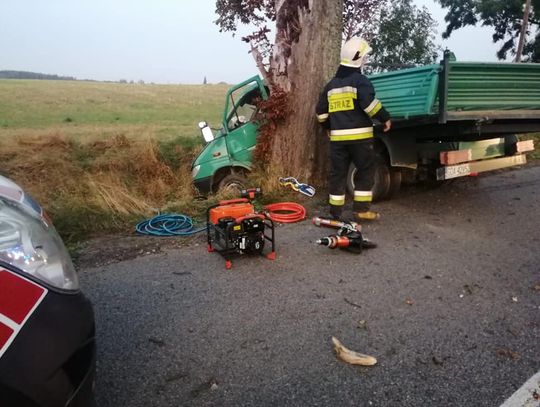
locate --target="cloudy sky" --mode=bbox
[0,0,502,84]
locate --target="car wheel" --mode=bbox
[217,173,248,194]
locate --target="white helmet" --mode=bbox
[340,37,372,68]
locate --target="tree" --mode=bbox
[345,0,438,71]
[372,0,438,69]
[215,0,343,181]
[214,0,438,181]
[435,0,540,61]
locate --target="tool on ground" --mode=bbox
[136,214,207,236]
[312,216,361,234]
[313,216,376,253]
[264,202,306,223]
[241,187,262,200]
[278,177,316,197]
[207,188,276,269]
[332,337,377,366]
[316,233,376,254]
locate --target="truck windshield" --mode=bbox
[226,84,261,131]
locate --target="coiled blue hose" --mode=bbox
[135,214,207,236]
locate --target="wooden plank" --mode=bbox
[516,139,535,153]
[440,137,506,165]
[440,149,472,165]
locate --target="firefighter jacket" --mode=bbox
[316,66,390,142]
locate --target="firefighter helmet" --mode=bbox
[340,37,372,68]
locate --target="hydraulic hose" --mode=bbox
[135,214,207,236]
[264,202,306,223]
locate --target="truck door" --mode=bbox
[223,78,267,164]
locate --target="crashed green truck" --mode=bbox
[191,52,538,200]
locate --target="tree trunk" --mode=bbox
[268,0,343,184]
[516,0,532,62]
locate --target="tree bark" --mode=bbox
[268,0,343,184]
[516,0,532,62]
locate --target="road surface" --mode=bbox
[81,164,540,407]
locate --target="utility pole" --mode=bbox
[516,0,532,62]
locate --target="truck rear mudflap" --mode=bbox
[436,139,535,181]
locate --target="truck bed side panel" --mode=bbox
[369,65,440,119]
[446,62,540,112]
[370,61,540,122]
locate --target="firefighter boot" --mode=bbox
[354,211,380,221]
[326,206,344,221]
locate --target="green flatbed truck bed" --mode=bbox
[370,54,540,123]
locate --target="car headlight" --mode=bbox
[192,164,201,178]
[0,198,79,291]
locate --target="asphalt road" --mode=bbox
[81,164,540,407]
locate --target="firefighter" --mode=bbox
[316,36,391,221]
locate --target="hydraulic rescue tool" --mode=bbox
[312,216,376,254]
[312,216,362,233]
[278,177,316,197]
[207,188,276,269]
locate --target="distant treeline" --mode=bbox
[0,70,228,85]
[0,70,76,80]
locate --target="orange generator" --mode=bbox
[206,189,276,269]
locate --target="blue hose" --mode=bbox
[135,214,207,236]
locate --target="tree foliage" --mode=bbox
[345,0,439,71]
[215,0,439,79]
[0,70,76,81]
[372,0,439,69]
[436,0,540,61]
[342,0,386,41]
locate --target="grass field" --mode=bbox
[1,79,538,243]
[0,79,229,139]
[0,79,230,241]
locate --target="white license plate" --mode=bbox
[438,163,471,180]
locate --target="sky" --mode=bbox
[0,0,503,84]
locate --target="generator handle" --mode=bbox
[235,214,266,224]
[219,198,249,206]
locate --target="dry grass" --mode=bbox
[0,131,201,241]
[0,79,230,241]
[523,133,540,160]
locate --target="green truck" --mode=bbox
[192,52,538,200]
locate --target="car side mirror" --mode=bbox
[198,121,215,143]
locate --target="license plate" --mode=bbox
[437,163,471,180]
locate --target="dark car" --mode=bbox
[0,175,96,407]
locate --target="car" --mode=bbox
[0,175,96,407]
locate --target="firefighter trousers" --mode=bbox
[328,140,376,217]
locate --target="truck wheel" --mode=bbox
[217,173,248,193]
[387,168,402,198]
[346,159,391,202]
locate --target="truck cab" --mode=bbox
[191,76,268,194]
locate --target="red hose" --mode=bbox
[264,202,306,223]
